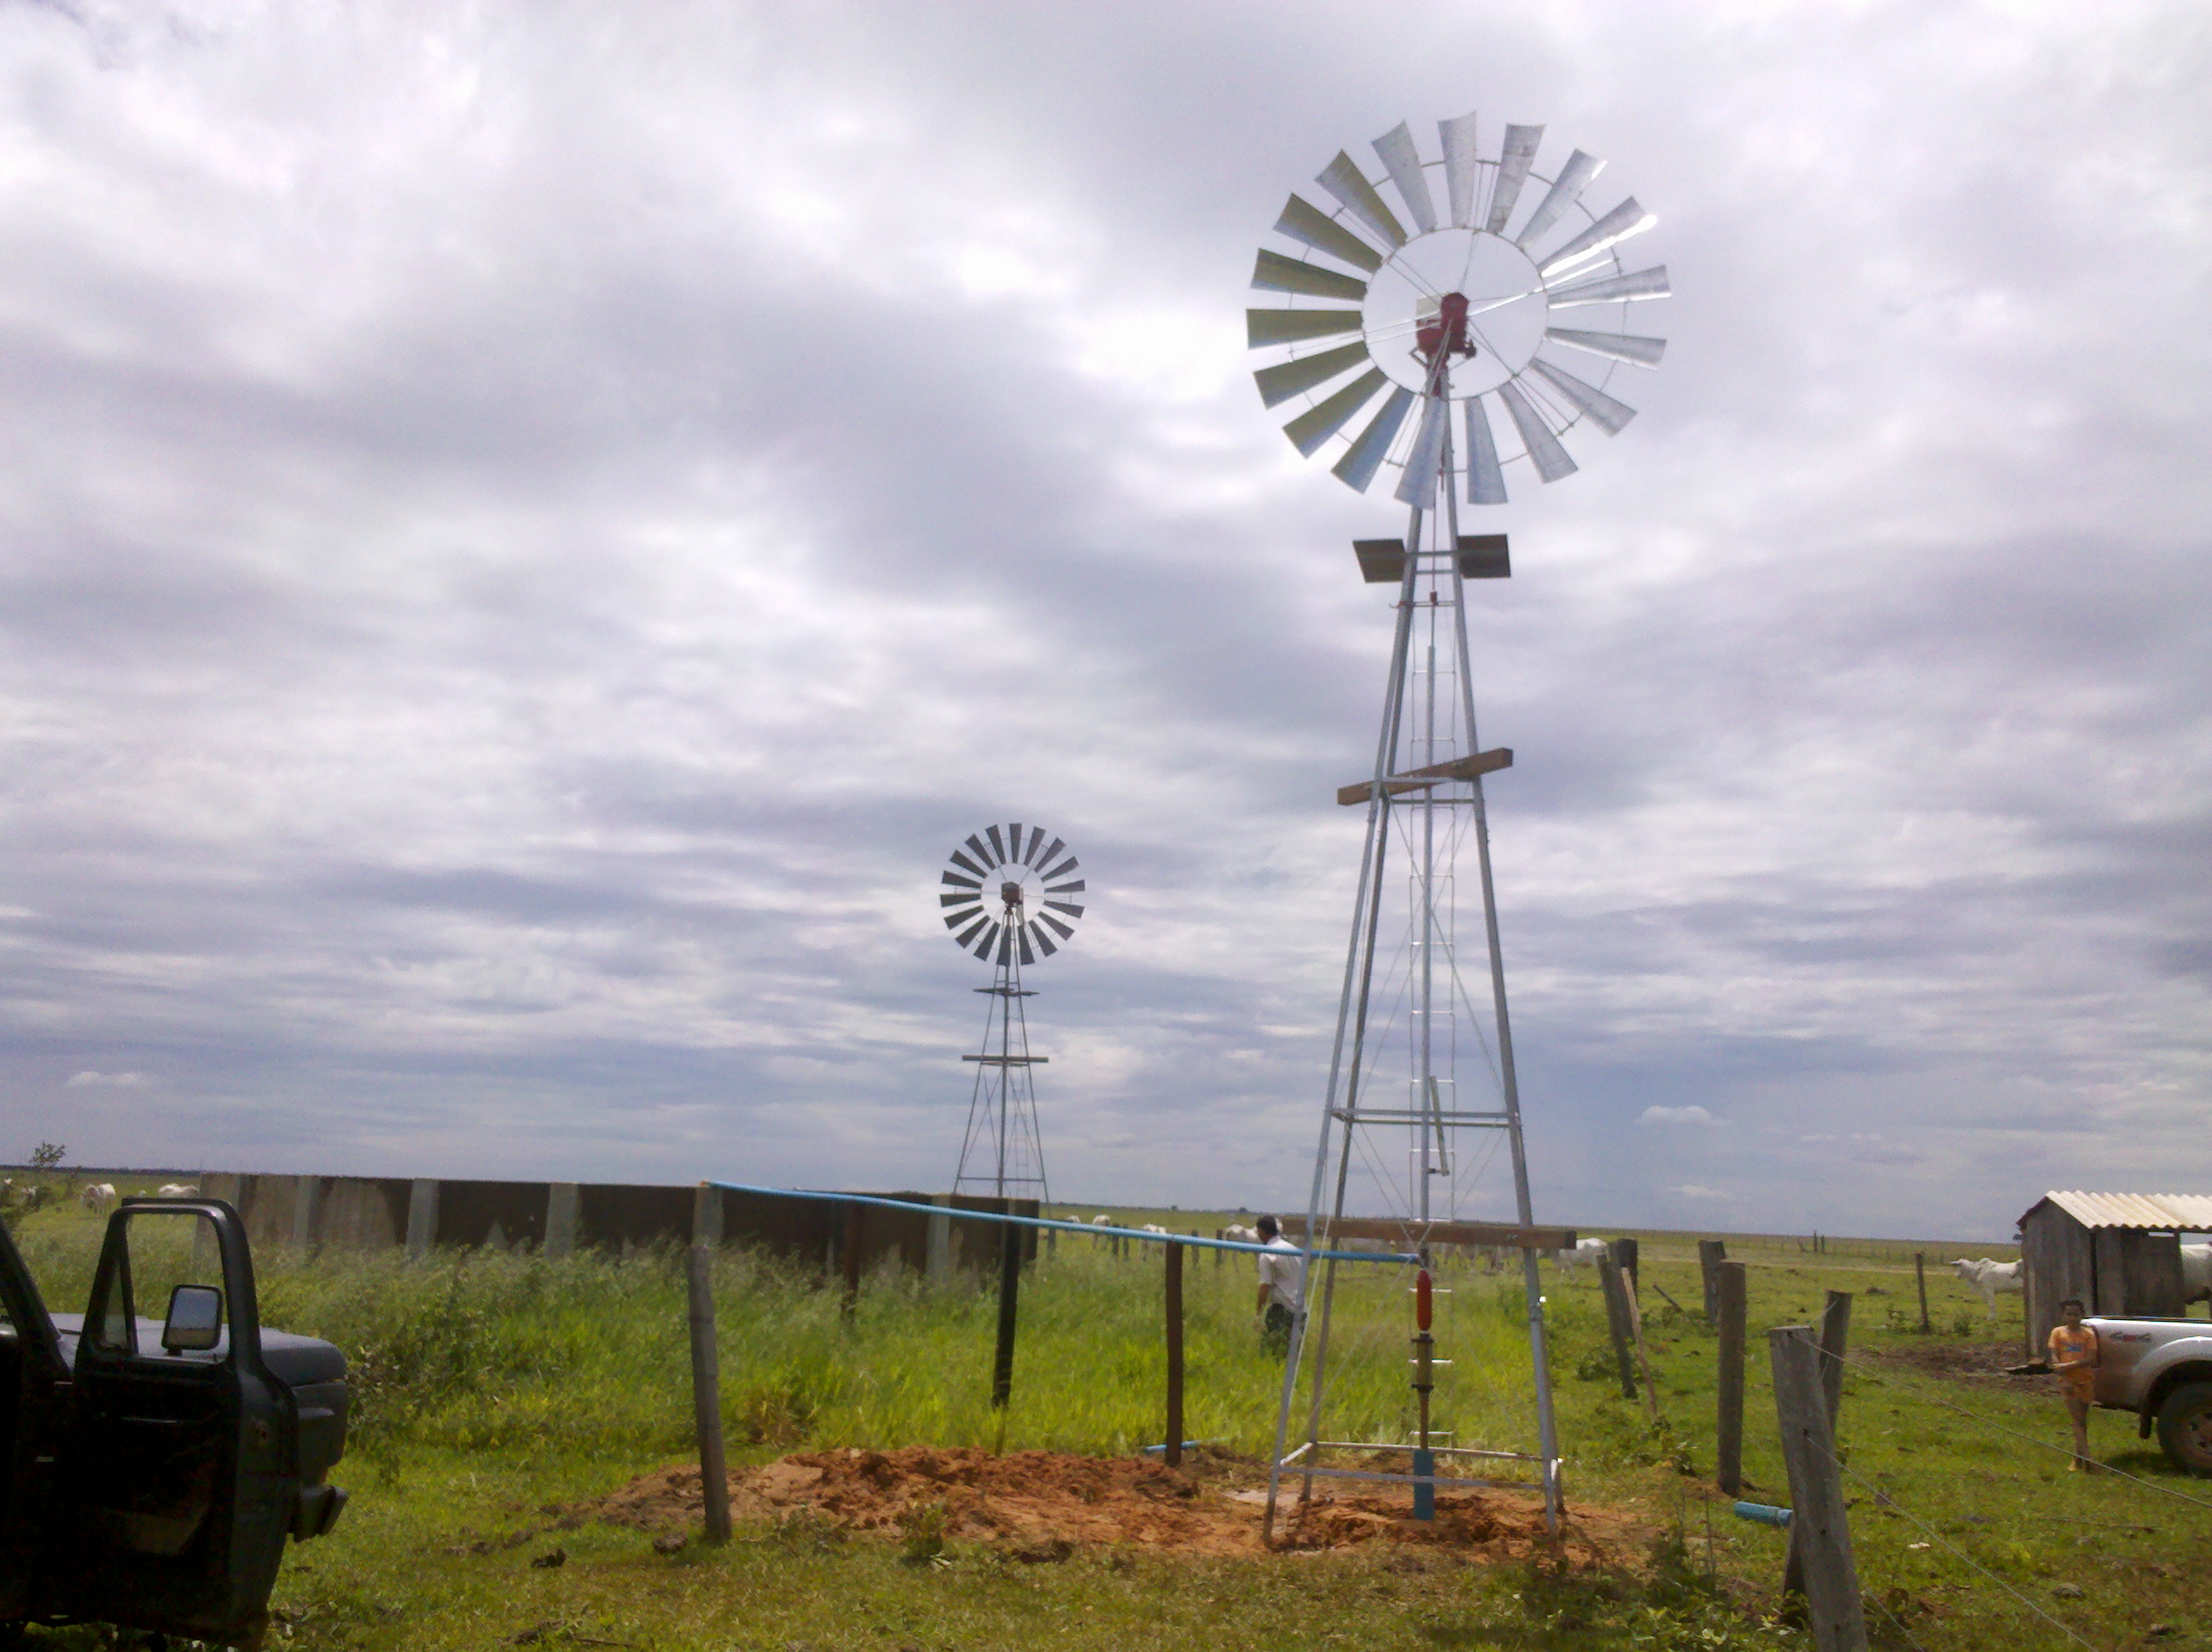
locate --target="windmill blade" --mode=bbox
[1393,393,1450,507]
[985,825,1009,864]
[1022,825,1045,865]
[974,920,1002,961]
[1273,195,1384,273]
[1039,912,1074,940]
[1515,149,1605,250]
[1044,900,1086,920]
[1040,854,1079,881]
[1314,151,1407,249]
[1538,197,1655,276]
[1036,836,1065,872]
[1465,394,1507,504]
[996,926,1015,966]
[942,892,983,910]
[1028,921,1058,958]
[964,834,997,869]
[1546,264,1670,308]
[950,848,989,879]
[1496,379,1578,482]
[1284,368,1386,457]
[945,905,981,930]
[1254,340,1371,410]
[1438,111,1480,228]
[1331,386,1415,492]
[1251,248,1367,303]
[954,912,992,946]
[1016,926,1035,968]
[1545,327,1666,368]
[1247,308,1364,348]
[1006,824,1024,864]
[1485,124,1544,233]
[1371,121,1437,234]
[1528,358,1636,433]
[1045,879,1086,894]
[942,870,981,889]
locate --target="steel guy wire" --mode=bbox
[1810,1439,2102,1652]
[1828,1347,2212,1515]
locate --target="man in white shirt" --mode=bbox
[1253,1214,1304,1352]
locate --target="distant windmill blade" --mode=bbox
[955,912,992,946]
[1016,926,1035,967]
[950,849,989,878]
[1539,197,1655,276]
[1485,124,1544,233]
[1394,393,1450,508]
[985,825,1009,864]
[1007,823,1024,864]
[1371,121,1436,233]
[941,893,982,909]
[1314,151,1407,248]
[1546,265,1670,308]
[1254,340,1371,410]
[1273,195,1383,273]
[1515,150,1605,250]
[1040,913,1074,940]
[1528,358,1636,434]
[1036,836,1065,871]
[964,834,997,869]
[1044,901,1086,920]
[942,870,981,889]
[1438,111,1480,228]
[1248,308,1365,348]
[1284,369,1388,457]
[1253,248,1368,303]
[1045,878,1086,894]
[1022,825,1045,865]
[1544,328,1666,368]
[1040,854,1079,881]
[1332,387,1415,492]
[1029,921,1057,957]
[1465,394,1507,504]
[944,905,981,928]
[975,920,1002,961]
[1496,380,1578,482]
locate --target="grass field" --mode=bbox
[9,1186,2209,1650]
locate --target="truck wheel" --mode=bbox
[2156,1382,2212,1476]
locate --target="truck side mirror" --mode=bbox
[163,1283,224,1352]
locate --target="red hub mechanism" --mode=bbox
[1415,292,1478,364]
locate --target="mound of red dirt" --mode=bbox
[555,1446,1645,1561]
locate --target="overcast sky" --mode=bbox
[3,1,2207,1241]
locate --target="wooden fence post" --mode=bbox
[1596,1252,1639,1400]
[1769,1326,1867,1651]
[1699,1238,1727,1327]
[991,1219,1021,1410]
[1609,1236,1640,1297]
[1785,1290,1853,1602]
[685,1244,731,1544]
[1716,1259,1747,1496]
[692,1181,723,1247]
[1164,1239,1185,1468]
[1913,1252,1931,1333]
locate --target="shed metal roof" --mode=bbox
[2023,1191,2212,1230]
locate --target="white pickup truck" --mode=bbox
[2088,1315,2212,1475]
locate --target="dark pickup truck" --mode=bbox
[0,1197,348,1647]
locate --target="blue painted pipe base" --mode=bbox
[1412,1448,1435,1521]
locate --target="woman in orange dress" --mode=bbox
[2048,1297,2099,1472]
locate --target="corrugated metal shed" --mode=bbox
[2027,1191,2212,1230]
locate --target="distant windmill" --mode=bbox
[938,823,1086,1199]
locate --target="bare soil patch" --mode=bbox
[1860,1340,2040,1385]
[545,1446,1650,1562]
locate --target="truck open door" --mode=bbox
[54,1200,297,1647]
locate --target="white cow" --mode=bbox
[1091,1213,1113,1250]
[1139,1223,1170,1237]
[2181,1243,2212,1307]
[157,1183,199,1197]
[81,1183,118,1213]
[1223,1224,1260,1245]
[1950,1256,2023,1317]
[1554,1236,1609,1273]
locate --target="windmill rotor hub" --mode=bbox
[1361,230,1544,396]
[1000,881,1025,908]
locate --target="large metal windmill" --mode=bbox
[1250,114,1669,1540]
[939,823,1086,1200]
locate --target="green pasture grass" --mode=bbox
[7,1201,2209,1649]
